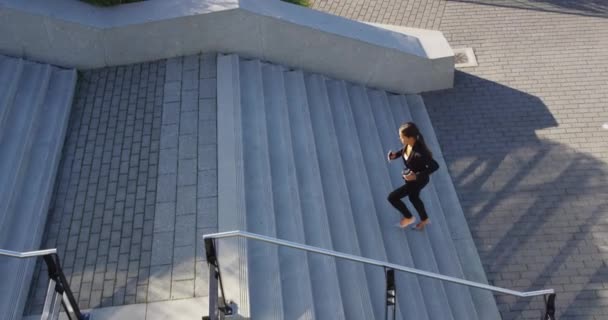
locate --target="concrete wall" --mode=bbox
[0,0,453,94]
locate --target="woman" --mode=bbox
[387,122,439,230]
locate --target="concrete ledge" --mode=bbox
[0,0,453,93]
[0,0,452,92]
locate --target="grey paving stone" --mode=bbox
[92,272,105,291]
[128,260,140,278]
[138,264,150,284]
[163,81,181,103]
[172,245,196,281]
[197,144,217,171]
[154,202,175,233]
[102,280,115,299]
[148,265,172,302]
[197,170,217,198]
[171,280,195,299]
[182,70,198,91]
[176,185,197,215]
[151,231,174,267]
[156,174,177,203]
[136,285,148,303]
[199,78,216,98]
[181,90,198,112]
[90,290,103,308]
[112,287,126,305]
[158,148,177,175]
[178,135,197,160]
[200,55,217,79]
[179,111,198,136]
[161,102,180,125]
[178,158,197,186]
[197,197,218,229]
[195,261,210,297]
[175,214,196,247]
[199,98,216,121]
[198,120,216,145]
[143,223,154,240]
[160,124,178,150]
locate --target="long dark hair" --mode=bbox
[399,122,433,158]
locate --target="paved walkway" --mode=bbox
[311,0,447,29]
[25,54,219,316]
[26,62,165,313]
[312,0,608,319]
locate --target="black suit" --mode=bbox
[387,142,439,221]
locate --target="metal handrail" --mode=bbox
[203,230,555,298]
[0,248,57,258]
[0,248,88,320]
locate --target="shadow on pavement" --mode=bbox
[424,70,608,319]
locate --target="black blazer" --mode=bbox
[394,142,440,181]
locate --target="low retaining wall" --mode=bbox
[0,0,452,98]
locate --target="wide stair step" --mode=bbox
[0,55,77,320]
[305,73,374,320]
[262,63,315,319]
[240,59,283,319]
[216,53,499,319]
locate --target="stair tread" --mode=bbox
[262,63,315,319]
[304,73,374,320]
[346,83,430,320]
[0,68,75,245]
[284,69,346,320]
[0,57,23,131]
[325,79,396,318]
[0,62,52,234]
[239,58,283,319]
[0,58,76,320]
[216,54,250,317]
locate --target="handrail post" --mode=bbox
[43,254,87,320]
[205,238,219,320]
[385,268,396,320]
[204,238,233,319]
[543,293,556,320]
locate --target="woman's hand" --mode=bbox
[387,150,397,161]
[404,171,417,181]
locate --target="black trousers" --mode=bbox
[387,176,429,220]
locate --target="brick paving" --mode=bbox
[313,1,608,319]
[24,53,220,315]
[25,53,220,315]
[311,0,447,29]
[25,61,165,313]
[147,53,218,303]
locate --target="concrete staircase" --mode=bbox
[217,53,501,319]
[0,55,77,320]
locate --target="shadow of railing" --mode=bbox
[423,70,608,318]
